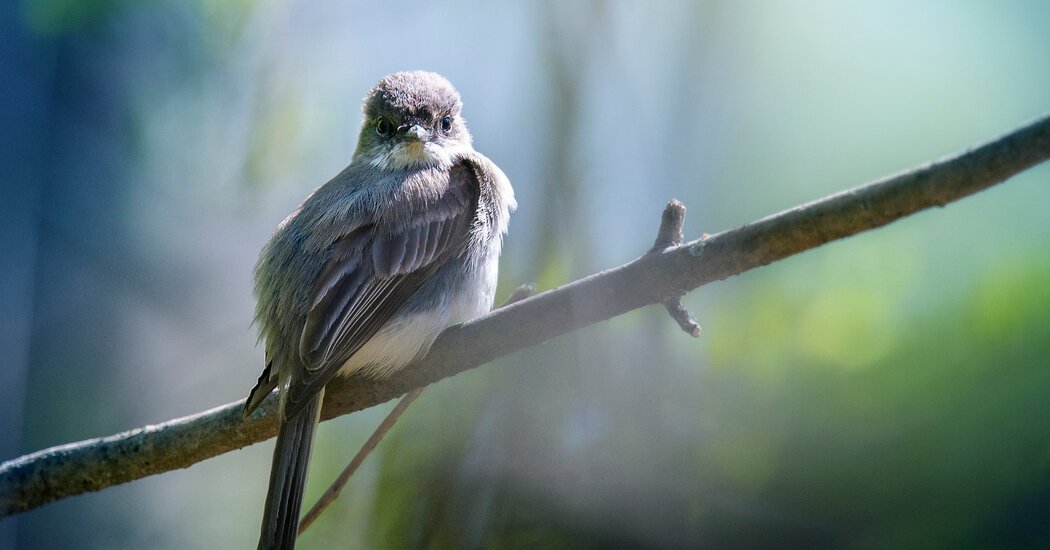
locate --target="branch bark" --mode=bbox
[3,112,1050,518]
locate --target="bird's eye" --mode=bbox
[375,118,393,136]
[440,115,453,133]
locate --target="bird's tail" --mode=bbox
[257,389,324,550]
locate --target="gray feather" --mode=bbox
[246,71,516,549]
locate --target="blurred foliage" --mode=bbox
[21,0,123,34]
[369,256,1050,549]
[21,0,255,36]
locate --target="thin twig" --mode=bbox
[652,199,687,250]
[297,387,423,534]
[502,283,536,307]
[296,283,537,534]
[663,300,702,338]
[3,111,1049,517]
[651,199,702,337]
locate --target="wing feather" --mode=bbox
[284,164,479,416]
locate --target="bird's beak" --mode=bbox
[400,124,430,142]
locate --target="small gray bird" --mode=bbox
[243,71,515,549]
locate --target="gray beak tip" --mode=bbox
[402,124,430,141]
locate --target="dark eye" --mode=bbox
[375,118,393,136]
[440,115,452,133]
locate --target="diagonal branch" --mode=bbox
[3,112,1050,518]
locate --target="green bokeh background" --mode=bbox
[2,1,1048,548]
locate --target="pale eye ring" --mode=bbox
[440,115,452,133]
[376,118,393,136]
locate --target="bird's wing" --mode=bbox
[282,163,479,417]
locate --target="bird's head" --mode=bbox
[354,71,472,171]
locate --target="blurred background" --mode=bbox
[2,0,1049,548]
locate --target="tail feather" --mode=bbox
[257,389,324,550]
[244,361,278,417]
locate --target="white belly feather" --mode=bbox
[335,253,500,379]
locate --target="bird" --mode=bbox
[242,70,515,549]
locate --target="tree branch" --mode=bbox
[3,112,1050,518]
